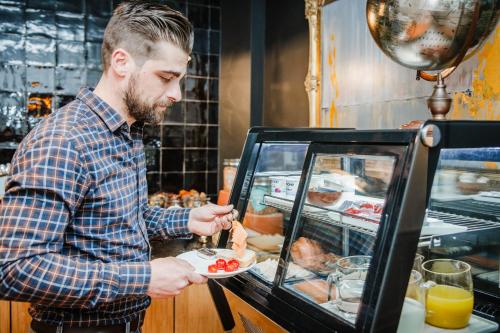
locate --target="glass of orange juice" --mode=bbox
[422,259,473,329]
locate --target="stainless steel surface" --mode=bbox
[366,0,500,71]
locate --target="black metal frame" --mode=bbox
[210,122,500,332]
[274,142,411,332]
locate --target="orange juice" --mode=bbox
[426,284,473,329]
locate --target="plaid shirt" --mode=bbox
[0,88,192,327]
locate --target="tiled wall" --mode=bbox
[0,0,220,197]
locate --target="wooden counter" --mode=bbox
[1,284,286,333]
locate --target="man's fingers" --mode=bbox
[209,204,234,215]
[188,272,207,284]
[176,258,195,270]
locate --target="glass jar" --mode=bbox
[248,176,272,214]
[223,159,239,191]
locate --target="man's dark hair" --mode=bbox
[101,0,193,71]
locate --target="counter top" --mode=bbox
[150,236,215,259]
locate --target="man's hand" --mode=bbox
[187,204,237,236]
[147,257,207,299]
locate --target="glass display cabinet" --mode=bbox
[212,122,499,333]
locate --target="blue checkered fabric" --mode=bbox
[0,88,192,327]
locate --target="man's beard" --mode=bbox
[124,74,172,125]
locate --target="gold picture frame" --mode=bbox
[304,0,334,127]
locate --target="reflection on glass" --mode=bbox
[397,270,425,333]
[283,153,398,325]
[425,147,499,314]
[234,143,308,285]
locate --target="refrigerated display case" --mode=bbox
[211,122,499,333]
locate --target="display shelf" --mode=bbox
[262,195,378,237]
[422,314,498,333]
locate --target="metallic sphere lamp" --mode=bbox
[366,0,500,119]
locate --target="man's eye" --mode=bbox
[160,76,171,83]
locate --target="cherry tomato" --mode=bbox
[208,264,218,273]
[224,263,236,272]
[216,259,227,270]
[228,259,239,270]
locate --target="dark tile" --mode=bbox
[26,8,56,38]
[185,149,206,171]
[165,1,186,14]
[207,171,218,195]
[86,42,102,69]
[27,66,54,93]
[209,78,218,101]
[193,29,209,54]
[146,172,161,194]
[144,148,160,172]
[87,0,112,17]
[185,125,207,147]
[143,124,162,148]
[185,77,207,100]
[209,55,219,77]
[0,148,16,164]
[187,53,209,77]
[0,33,24,64]
[161,172,184,192]
[56,12,85,41]
[188,4,209,29]
[188,0,208,5]
[163,102,184,123]
[162,125,185,148]
[165,1,181,11]
[208,102,218,124]
[86,69,101,88]
[210,0,220,7]
[185,101,208,124]
[184,172,206,193]
[57,41,85,68]
[207,149,217,171]
[0,91,27,142]
[26,36,56,66]
[0,63,25,92]
[26,0,54,10]
[86,16,109,42]
[56,95,75,109]
[0,0,25,5]
[210,7,220,30]
[56,0,84,13]
[208,126,218,147]
[210,30,219,54]
[0,5,25,34]
[162,149,184,172]
[55,67,84,95]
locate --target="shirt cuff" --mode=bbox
[117,261,151,297]
[165,208,193,239]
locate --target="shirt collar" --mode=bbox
[76,87,127,133]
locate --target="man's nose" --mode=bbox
[167,84,182,103]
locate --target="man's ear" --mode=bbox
[110,48,134,78]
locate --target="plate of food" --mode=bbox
[176,220,256,279]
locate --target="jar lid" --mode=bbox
[224,158,240,166]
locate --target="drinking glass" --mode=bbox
[422,259,473,329]
[327,256,371,315]
[397,270,425,333]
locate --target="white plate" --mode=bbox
[176,249,256,279]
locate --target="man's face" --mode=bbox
[124,41,189,125]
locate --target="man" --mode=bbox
[0,1,234,332]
